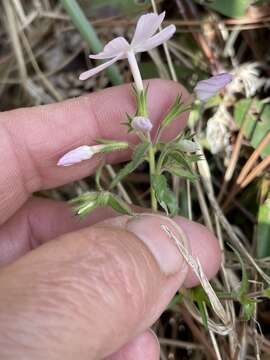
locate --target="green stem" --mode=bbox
[148,143,158,212]
[156,147,169,175]
[61,0,122,85]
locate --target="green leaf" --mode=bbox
[256,199,270,259]
[241,298,256,321]
[107,193,133,215]
[79,0,151,17]
[227,243,257,320]
[190,286,210,328]
[234,99,270,157]
[110,142,150,189]
[152,174,178,216]
[196,0,253,18]
[164,161,198,182]
[160,95,189,131]
[169,150,199,172]
[168,293,184,308]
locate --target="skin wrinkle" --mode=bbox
[26,203,38,252]
[92,227,157,316]
[1,121,41,197]
[0,226,157,351]
[89,229,151,322]
[0,123,27,224]
[86,95,106,143]
[126,240,154,319]
[0,264,100,358]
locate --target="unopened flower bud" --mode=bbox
[194,73,233,102]
[57,141,129,167]
[57,145,108,167]
[132,116,153,133]
[57,146,94,167]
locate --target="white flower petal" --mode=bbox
[134,25,176,53]
[89,37,129,60]
[131,12,166,46]
[79,54,122,80]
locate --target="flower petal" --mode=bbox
[79,54,122,81]
[131,12,166,46]
[89,37,129,60]
[194,73,233,102]
[134,25,176,53]
[57,146,93,167]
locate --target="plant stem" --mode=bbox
[60,0,122,85]
[148,142,158,212]
[128,51,157,211]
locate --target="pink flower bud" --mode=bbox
[132,116,153,133]
[57,145,93,167]
[194,73,233,102]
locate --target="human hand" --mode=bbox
[0,80,221,360]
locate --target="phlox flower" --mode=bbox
[194,73,233,102]
[79,12,176,92]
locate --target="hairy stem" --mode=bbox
[148,142,158,211]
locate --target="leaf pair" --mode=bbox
[69,191,133,217]
[151,174,178,216]
[110,142,150,189]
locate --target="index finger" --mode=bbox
[0,79,188,224]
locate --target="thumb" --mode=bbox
[0,214,219,360]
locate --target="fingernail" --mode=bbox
[126,214,188,275]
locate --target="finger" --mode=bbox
[0,199,221,288]
[0,79,188,224]
[105,330,160,360]
[0,197,116,266]
[0,214,220,360]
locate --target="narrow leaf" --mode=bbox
[160,95,189,130]
[165,162,198,182]
[256,199,270,259]
[108,193,133,215]
[152,174,178,216]
[110,142,150,189]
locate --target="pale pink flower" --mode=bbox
[132,116,153,133]
[194,73,233,102]
[79,12,176,92]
